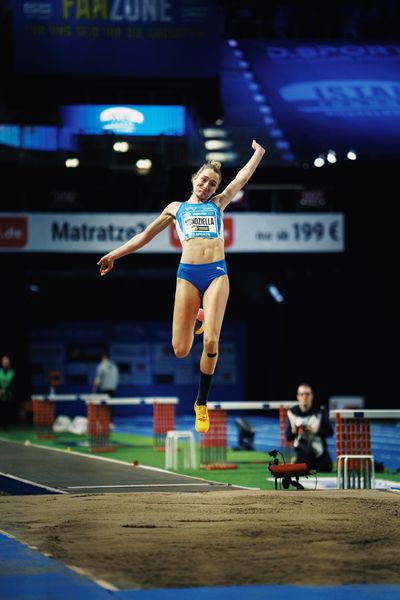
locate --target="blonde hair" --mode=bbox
[209,160,221,171]
[192,160,222,184]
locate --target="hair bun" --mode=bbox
[209,160,221,170]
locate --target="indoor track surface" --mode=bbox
[0,440,238,495]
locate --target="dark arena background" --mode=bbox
[0,2,399,600]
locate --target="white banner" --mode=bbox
[0,212,344,253]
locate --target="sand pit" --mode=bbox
[0,489,399,590]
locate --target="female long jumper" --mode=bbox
[97,140,266,433]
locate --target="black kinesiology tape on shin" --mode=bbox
[195,371,214,406]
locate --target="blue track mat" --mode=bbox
[1,533,400,600]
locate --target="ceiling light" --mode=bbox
[65,157,79,168]
[113,141,129,153]
[314,155,325,168]
[135,158,152,174]
[327,150,336,163]
[347,150,357,160]
[204,140,232,150]
[205,151,238,162]
[267,284,284,303]
[202,128,228,138]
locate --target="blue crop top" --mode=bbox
[175,201,224,242]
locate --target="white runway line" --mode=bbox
[67,483,221,489]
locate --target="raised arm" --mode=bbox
[97,202,177,276]
[214,140,265,211]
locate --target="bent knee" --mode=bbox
[172,341,192,359]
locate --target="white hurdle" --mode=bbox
[165,430,197,470]
[337,454,375,489]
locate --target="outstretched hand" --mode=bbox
[252,139,265,154]
[97,255,114,276]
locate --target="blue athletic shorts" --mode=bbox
[177,259,228,295]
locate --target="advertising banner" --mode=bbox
[0,212,344,253]
[241,41,400,161]
[12,0,222,77]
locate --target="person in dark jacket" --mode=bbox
[285,382,334,472]
[0,355,16,430]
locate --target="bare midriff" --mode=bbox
[180,237,225,264]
